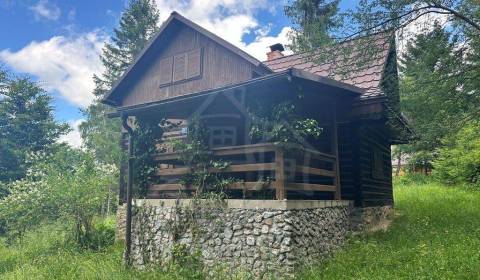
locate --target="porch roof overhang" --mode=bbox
[108,68,365,119]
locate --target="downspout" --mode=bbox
[121,114,134,265]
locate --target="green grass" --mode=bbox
[299,181,480,279]
[1,180,480,279]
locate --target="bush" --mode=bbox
[393,173,433,187]
[68,217,115,251]
[0,146,117,247]
[433,122,480,189]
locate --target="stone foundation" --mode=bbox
[115,203,126,241]
[126,199,393,275]
[350,205,394,232]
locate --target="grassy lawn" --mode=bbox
[1,180,480,279]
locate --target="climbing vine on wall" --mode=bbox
[247,93,323,148]
[170,118,236,197]
[132,115,177,197]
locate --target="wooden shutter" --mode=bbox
[158,56,173,85]
[186,48,202,79]
[173,53,187,82]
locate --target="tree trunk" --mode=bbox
[395,152,402,177]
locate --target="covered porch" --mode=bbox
[118,69,363,201]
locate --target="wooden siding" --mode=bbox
[338,121,393,207]
[121,25,267,107]
[357,124,393,207]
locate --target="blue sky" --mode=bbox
[0,0,357,146]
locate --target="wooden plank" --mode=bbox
[150,181,273,192]
[230,182,274,190]
[212,143,276,156]
[274,149,286,200]
[150,184,192,191]
[223,163,275,172]
[154,143,276,161]
[156,163,276,176]
[302,148,337,161]
[156,167,190,176]
[287,183,336,192]
[295,166,335,177]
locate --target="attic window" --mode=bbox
[159,48,203,86]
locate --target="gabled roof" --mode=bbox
[102,11,269,106]
[263,32,395,99]
[109,68,364,117]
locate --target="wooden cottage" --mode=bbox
[104,12,409,207]
[103,12,411,269]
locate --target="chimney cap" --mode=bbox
[269,43,284,52]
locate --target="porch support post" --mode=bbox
[122,114,134,265]
[275,148,286,200]
[332,101,341,200]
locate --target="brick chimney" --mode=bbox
[267,43,285,60]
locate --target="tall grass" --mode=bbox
[1,179,479,279]
[299,180,480,279]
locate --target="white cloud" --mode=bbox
[0,31,106,107]
[396,11,451,54]
[243,26,293,60]
[155,0,291,61]
[30,0,61,21]
[59,119,84,148]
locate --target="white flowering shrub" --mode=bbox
[0,146,117,248]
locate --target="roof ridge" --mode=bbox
[263,31,394,64]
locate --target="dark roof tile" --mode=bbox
[263,32,393,99]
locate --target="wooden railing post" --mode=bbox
[275,148,286,200]
[332,102,341,200]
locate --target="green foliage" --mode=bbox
[433,122,480,189]
[0,69,69,184]
[393,173,433,187]
[86,217,116,251]
[397,25,480,174]
[0,147,116,248]
[284,0,340,52]
[80,0,160,167]
[168,244,204,280]
[171,119,234,197]
[132,116,173,197]
[248,98,323,147]
[2,182,480,279]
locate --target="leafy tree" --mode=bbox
[398,26,480,170]
[284,0,340,51]
[433,121,480,189]
[0,70,69,185]
[0,146,116,247]
[80,0,160,166]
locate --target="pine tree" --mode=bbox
[284,0,340,52]
[80,0,160,166]
[0,70,69,183]
[399,25,480,169]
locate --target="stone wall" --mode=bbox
[115,203,127,241]
[129,199,356,275]
[350,205,394,232]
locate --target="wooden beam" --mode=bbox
[295,166,336,177]
[274,148,286,200]
[156,162,276,176]
[332,101,342,200]
[150,181,273,191]
[287,183,336,192]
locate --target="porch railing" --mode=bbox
[149,143,340,200]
